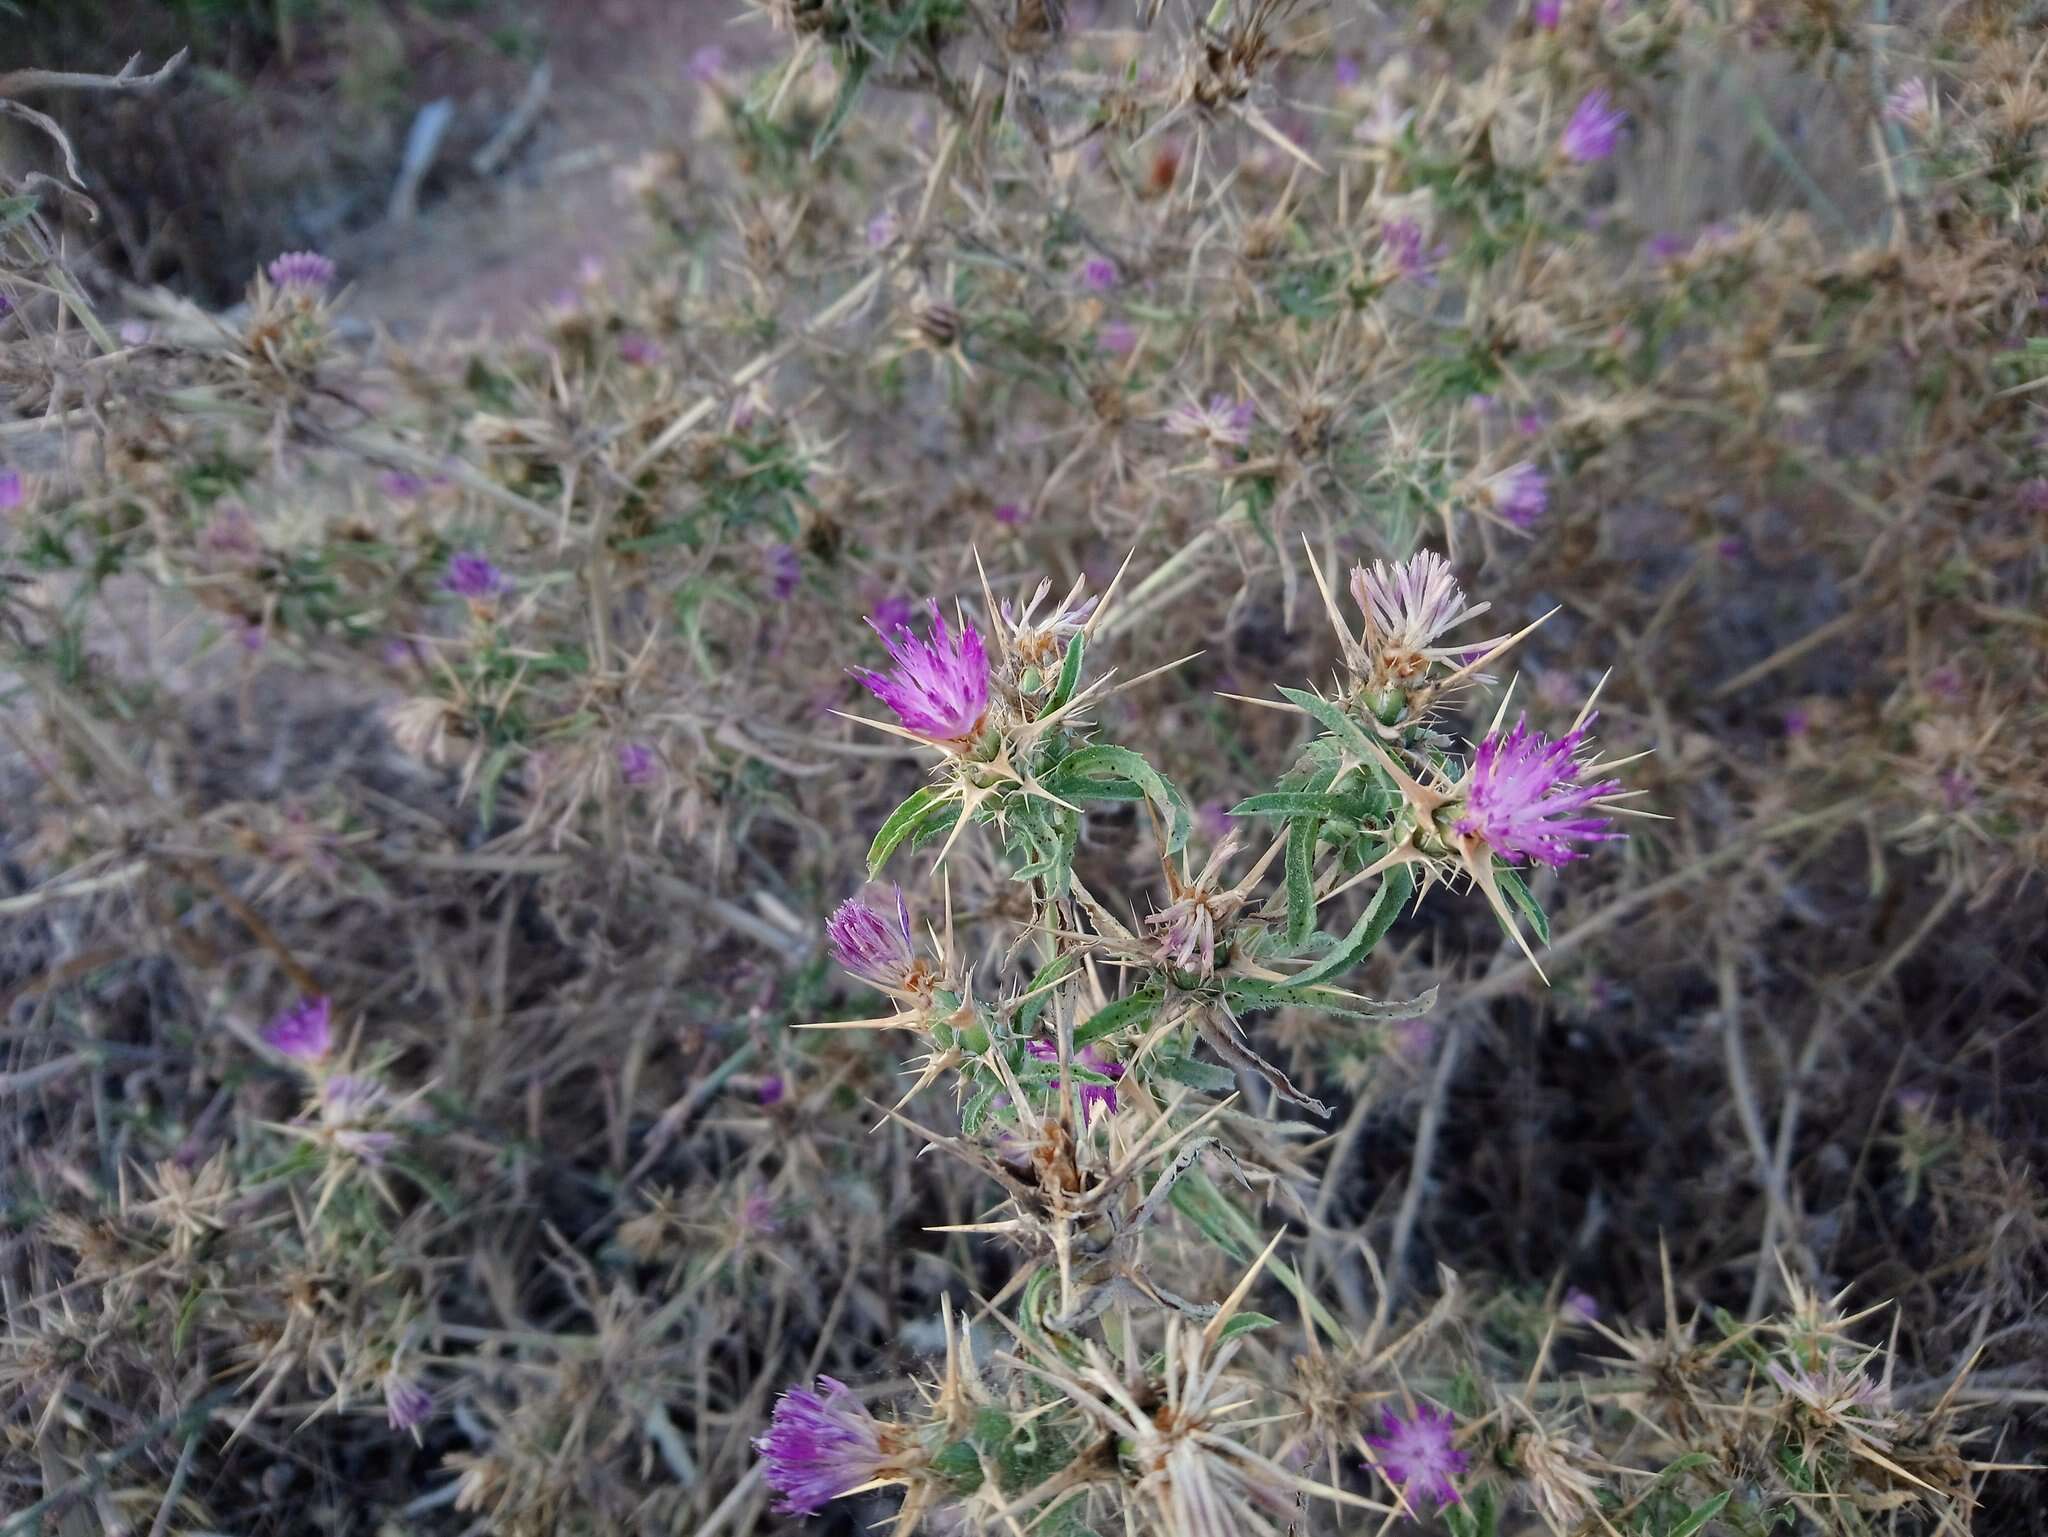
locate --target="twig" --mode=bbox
[472,62,553,176]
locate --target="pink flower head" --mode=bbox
[1533,0,1563,27]
[1335,53,1363,88]
[1884,78,1934,131]
[1380,217,1445,285]
[1562,1287,1599,1323]
[993,501,1028,526]
[618,741,658,787]
[267,250,336,292]
[854,601,991,742]
[385,1371,433,1433]
[1097,318,1137,355]
[1026,1039,1124,1124]
[755,1376,894,1516]
[827,887,918,993]
[1483,461,1549,528]
[1456,716,1623,868]
[866,209,901,251]
[688,44,727,83]
[758,1074,786,1106]
[1561,89,1627,163]
[870,595,915,632]
[1080,256,1120,292]
[618,332,664,366]
[444,551,508,600]
[265,995,332,1061]
[1365,1402,1467,1513]
[0,468,22,511]
[1350,550,1489,663]
[764,542,802,600]
[1164,393,1255,450]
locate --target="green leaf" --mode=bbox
[1496,867,1551,946]
[1211,1310,1279,1344]
[1273,866,1414,991]
[1154,1053,1239,1093]
[1284,816,1317,946]
[1074,987,1162,1047]
[961,1080,1000,1137]
[1015,954,1077,1034]
[868,786,955,876]
[810,52,869,159]
[1231,789,1387,820]
[1045,633,1086,714]
[1042,744,1191,855]
[1668,1491,1732,1537]
[1228,978,1438,1022]
[1277,686,1381,765]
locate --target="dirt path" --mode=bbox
[338,0,757,338]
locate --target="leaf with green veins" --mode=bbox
[1073,987,1163,1047]
[1045,633,1085,714]
[867,785,952,876]
[1014,954,1077,1033]
[1274,865,1414,991]
[1277,685,1382,765]
[1042,744,1191,854]
[1153,1053,1239,1093]
[1284,815,1317,945]
[1231,789,1387,820]
[1496,867,1551,946]
[1668,1491,1732,1537]
[961,1079,999,1136]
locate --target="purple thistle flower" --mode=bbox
[1455,716,1623,868]
[1026,1040,1125,1124]
[377,470,432,500]
[758,1074,786,1106]
[1079,256,1120,292]
[1561,89,1627,163]
[765,542,802,600]
[1366,1403,1467,1514]
[1884,78,1934,130]
[443,551,508,600]
[1097,318,1137,355]
[267,250,336,293]
[1483,461,1549,528]
[264,995,333,1061]
[755,1376,895,1516]
[618,332,664,367]
[854,601,991,742]
[993,501,1028,526]
[741,1189,782,1235]
[0,294,13,316]
[618,741,658,787]
[688,44,727,83]
[866,209,901,251]
[870,595,915,633]
[0,468,23,511]
[1782,707,1810,738]
[1533,0,1563,27]
[1562,1288,1600,1323]
[1164,393,1255,450]
[385,1371,433,1433]
[1380,217,1444,285]
[1335,53,1363,88]
[827,887,918,994]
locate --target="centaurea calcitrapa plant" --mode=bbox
[3,1,2047,1534]
[762,552,1977,1536]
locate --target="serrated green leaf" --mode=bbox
[1273,866,1414,991]
[1277,686,1381,765]
[1073,987,1162,1047]
[810,53,870,159]
[961,1080,999,1136]
[1211,1310,1279,1343]
[1154,1054,1239,1093]
[1496,867,1551,946]
[1015,954,1077,1033]
[1231,789,1386,820]
[1669,1491,1732,1537]
[1284,816,1317,946]
[1045,634,1086,714]
[1042,744,1191,855]
[868,786,952,876]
